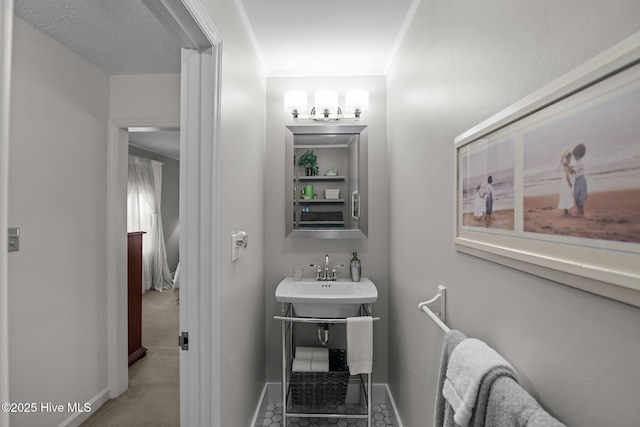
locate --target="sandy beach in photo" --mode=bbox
[524,188,640,243]
[462,209,514,230]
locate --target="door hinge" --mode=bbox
[179,332,189,350]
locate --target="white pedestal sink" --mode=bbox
[275,277,378,318]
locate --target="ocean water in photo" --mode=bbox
[523,80,640,197]
[461,167,514,214]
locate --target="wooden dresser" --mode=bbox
[128,231,147,366]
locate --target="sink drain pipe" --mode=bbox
[317,323,330,345]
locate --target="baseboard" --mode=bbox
[251,382,403,427]
[58,387,110,427]
[384,384,404,427]
[249,383,270,427]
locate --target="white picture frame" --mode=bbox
[454,31,640,307]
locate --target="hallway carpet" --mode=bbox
[82,288,179,427]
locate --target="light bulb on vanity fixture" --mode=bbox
[283,90,369,121]
[283,90,307,119]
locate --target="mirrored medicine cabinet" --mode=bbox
[285,124,368,239]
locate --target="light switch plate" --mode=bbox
[231,231,248,262]
[8,227,19,252]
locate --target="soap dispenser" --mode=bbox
[350,252,361,282]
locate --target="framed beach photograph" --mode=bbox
[454,32,640,307]
[522,82,640,243]
[459,135,515,231]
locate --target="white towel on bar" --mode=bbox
[442,338,518,427]
[346,316,373,375]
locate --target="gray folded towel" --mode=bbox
[434,330,467,427]
[471,366,519,427]
[485,376,566,427]
[443,338,519,426]
[434,330,565,427]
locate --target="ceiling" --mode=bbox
[14,0,418,76]
[129,130,181,161]
[240,0,416,76]
[13,0,418,157]
[14,0,182,158]
[14,0,182,73]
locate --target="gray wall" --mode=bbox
[200,1,268,425]
[128,144,180,273]
[265,76,390,383]
[8,17,109,426]
[387,1,640,426]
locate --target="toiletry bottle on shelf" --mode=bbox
[350,252,361,282]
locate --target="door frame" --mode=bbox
[0,1,13,426]
[106,1,222,426]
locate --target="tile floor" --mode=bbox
[256,402,399,427]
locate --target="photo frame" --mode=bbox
[454,32,640,307]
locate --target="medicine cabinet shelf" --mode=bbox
[295,175,346,182]
[297,221,346,226]
[295,199,345,203]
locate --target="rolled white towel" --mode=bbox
[292,358,311,372]
[295,347,314,359]
[312,347,329,360]
[310,359,329,372]
[295,346,329,360]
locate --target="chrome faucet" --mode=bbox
[309,254,343,281]
[324,254,330,281]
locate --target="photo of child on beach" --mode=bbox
[523,83,640,243]
[460,137,515,230]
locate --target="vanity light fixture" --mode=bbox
[284,90,369,121]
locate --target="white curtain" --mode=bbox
[127,155,173,292]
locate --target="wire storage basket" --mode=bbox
[300,211,343,222]
[290,349,349,406]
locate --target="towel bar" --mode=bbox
[274,315,380,324]
[418,285,450,333]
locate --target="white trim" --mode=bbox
[106,3,223,426]
[210,42,223,427]
[143,0,222,48]
[0,2,12,426]
[249,383,269,427]
[58,387,110,427]
[384,0,422,75]
[105,122,128,398]
[106,119,181,399]
[181,0,223,45]
[175,5,222,427]
[232,0,268,75]
[267,68,387,78]
[385,384,404,427]
[179,46,218,427]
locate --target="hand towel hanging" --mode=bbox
[346,316,373,375]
